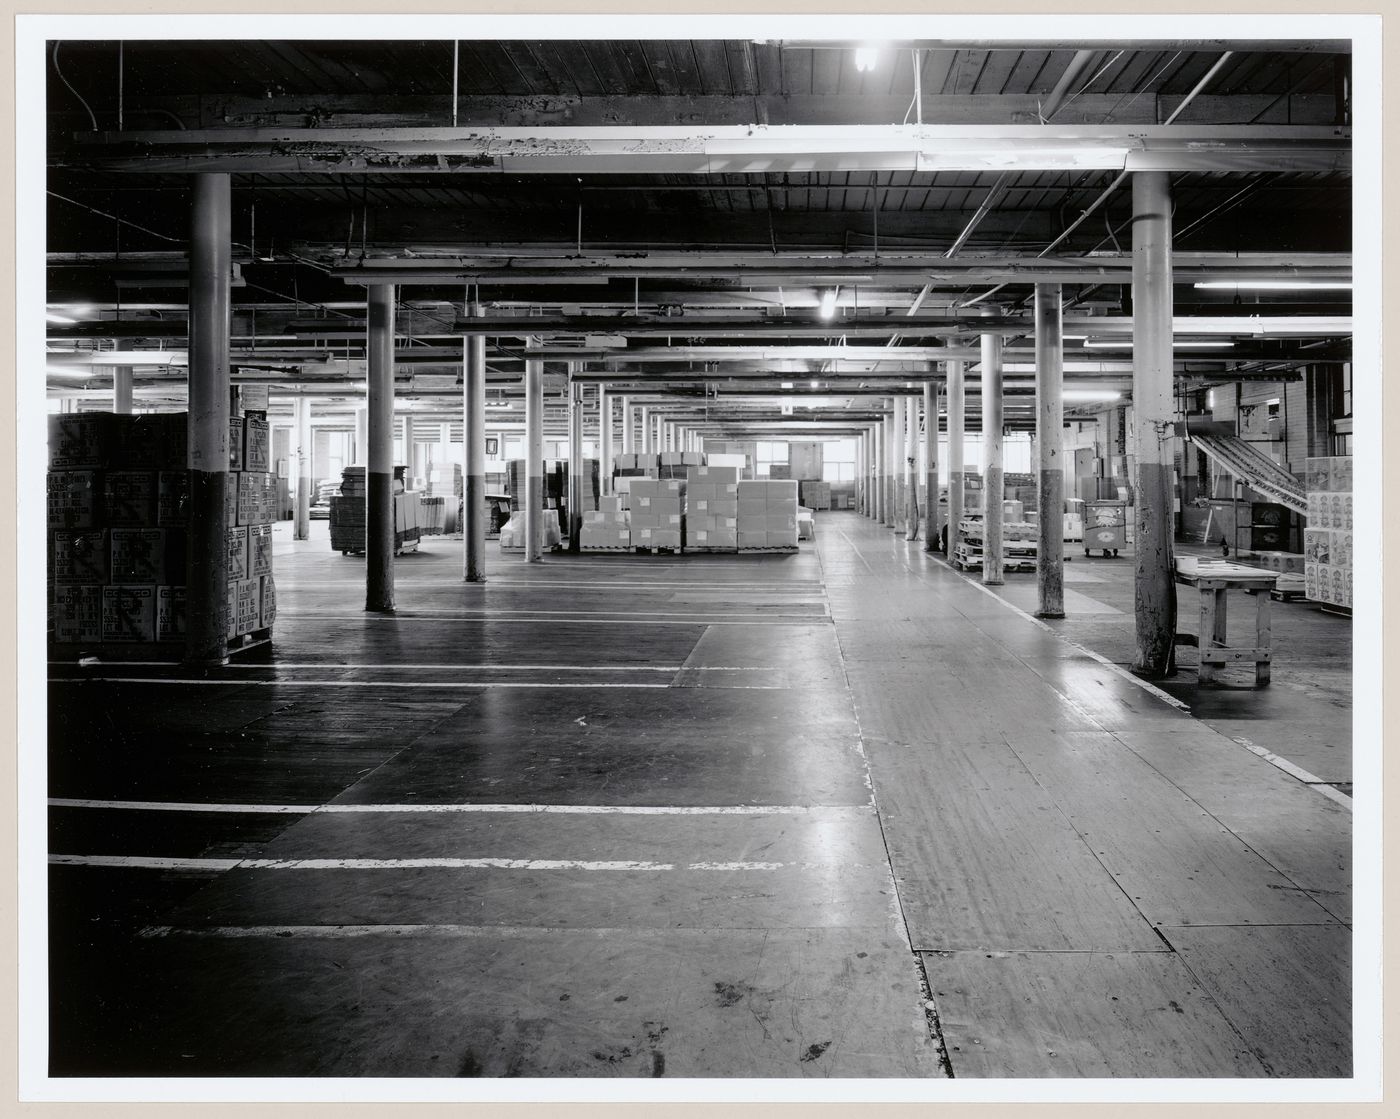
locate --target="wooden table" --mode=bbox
[1174,557,1280,685]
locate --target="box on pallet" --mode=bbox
[234,577,260,635]
[48,413,114,470]
[157,585,185,640]
[580,525,630,549]
[228,525,250,580]
[103,470,157,526]
[53,585,103,643]
[47,471,102,530]
[229,417,245,470]
[237,472,274,526]
[599,496,626,514]
[259,574,277,629]
[102,585,157,642]
[686,464,739,484]
[112,527,184,584]
[157,471,188,526]
[231,384,270,414]
[249,524,274,575]
[53,531,109,584]
[633,527,681,549]
[242,416,271,472]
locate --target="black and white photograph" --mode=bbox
[16,8,1383,1107]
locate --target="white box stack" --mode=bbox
[629,478,683,550]
[737,479,799,551]
[1304,455,1353,609]
[683,465,739,552]
[580,495,631,550]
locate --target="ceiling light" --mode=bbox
[46,367,97,379]
[1080,340,1236,350]
[818,289,838,320]
[810,380,820,389]
[1063,390,1122,402]
[853,47,879,72]
[781,381,794,389]
[1192,281,1352,291]
[46,312,77,324]
[1173,340,1235,349]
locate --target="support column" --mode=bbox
[599,388,612,495]
[924,381,940,553]
[437,423,452,496]
[1035,283,1066,618]
[113,346,133,414]
[524,339,544,563]
[292,394,311,541]
[856,432,865,515]
[981,327,1004,585]
[640,406,651,456]
[568,369,583,553]
[185,173,231,664]
[905,392,920,540]
[890,396,905,531]
[365,284,396,612]
[947,359,965,559]
[1132,170,1177,677]
[463,303,486,582]
[622,396,634,455]
[354,406,368,466]
[880,414,891,524]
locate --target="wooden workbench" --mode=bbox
[1174,556,1280,685]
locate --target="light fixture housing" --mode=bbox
[818,289,838,320]
[853,47,879,72]
[1192,281,1352,291]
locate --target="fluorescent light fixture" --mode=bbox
[1081,339,1236,350]
[853,47,879,72]
[1063,390,1122,402]
[485,401,513,410]
[818,289,838,320]
[1192,281,1352,291]
[809,380,820,389]
[46,312,77,325]
[46,367,97,379]
[781,381,794,389]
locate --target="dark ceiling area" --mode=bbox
[44,37,1353,429]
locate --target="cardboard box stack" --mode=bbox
[49,410,212,648]
[1304,455,1353,609]
[798,480,831,510]
[629,478,683,550]
[228,395,277,639]
[683,464,739,552]
[737,478,799,550]
[580,495,631,550]
[329,466,367,552]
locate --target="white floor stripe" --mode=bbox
[138,924,662,940]
[51,854,826,872]
[1229,736,1354,811]
[50,799,875,817]
[273,615,817,627]
[50,679,673,689]
[51,663,781,673]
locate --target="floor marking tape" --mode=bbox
[49,679,674,689]
[50,799,875,817]
[53,854,837,872]
[1229,736,1353,811]
[271,615,820,627]
[137,924,683,940]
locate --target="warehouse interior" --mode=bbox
[31,25,1371,1094]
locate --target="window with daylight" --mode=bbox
[822,438,857,483]
[754,440,789,477]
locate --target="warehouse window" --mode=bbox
[823,438,857,482]
[754,440,788,478]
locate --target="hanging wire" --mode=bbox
[52,42,98,131]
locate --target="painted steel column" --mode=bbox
[365,284,396,612]
[856,433,865,515]
[568,369,583,553]
[599,388,612,495]
[946,359,965,559]
[184,173,231,665]
[640,406,651,456]
[524,339,544,562]
[905,391,920,540]
[890,396,905,531]
[354,406,368,466]
[292,394,311,541]
[621,396,634,455]
[463,304,486,582]
[981,326,1005,585]
[1132,171,1177,677]
[113,356,133,414]
[1035,283,1066,617]
[924,382,940,553]
[879,414,890,524]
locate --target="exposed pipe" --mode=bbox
[52,42,98,131]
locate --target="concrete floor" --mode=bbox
[46,513,1352,1080]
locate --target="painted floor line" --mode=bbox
[51,854,845,872]
[49,679,674,690]
[136,923,713,940]
[271,615,823,627]
[49,799,876,818]
[49,663,781,673]
[1229,736,1354,811]
[276,609,827,621]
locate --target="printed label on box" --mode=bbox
[258,574,277,629]
[157,471,189,527]
[111,528,166,583]
[102,585,157,642]
[228,526,249,580]
[47,471,101,530]
[53,530,109,584]
[157,585,186,640]
[103,470,157,526]
[53,584,102,643]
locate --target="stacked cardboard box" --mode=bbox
[629,478,684,550]
[798,480,831,510]
[1304,455,1353,608]
[49,410,213,647]
[737,479,799,550]
[683,464,739,552]
[227,401,277,639]
[579,495,631,550]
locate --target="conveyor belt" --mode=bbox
[1190,433,1306,514]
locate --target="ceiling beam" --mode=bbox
[63,124,1350,175]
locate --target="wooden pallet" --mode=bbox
[737,546,799,554]
[1270,588,1308,602]
[633,546,681,555]
[50,627,273,664]
[686,546,740,555]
